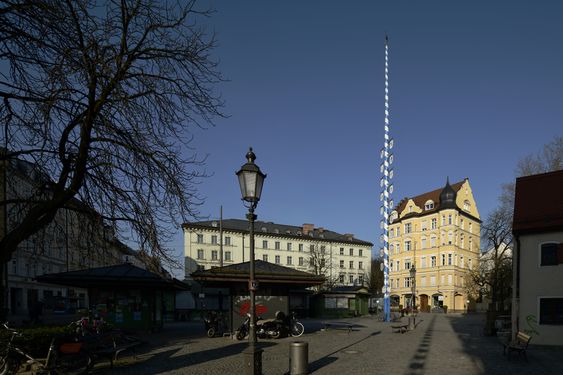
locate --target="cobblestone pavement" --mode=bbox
[93,313,563,375]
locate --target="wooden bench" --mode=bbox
[503,331,532,361]
[322,321,353,333]
[391,324,408,334]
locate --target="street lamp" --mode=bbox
[236,147,266,375]
[410,264,416,329]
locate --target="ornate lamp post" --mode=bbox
[236,147,266,375]
[410,264,417,329]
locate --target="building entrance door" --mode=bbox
[420,294,429,312]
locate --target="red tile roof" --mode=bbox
[513,170,563,234]
[396,180,465,213]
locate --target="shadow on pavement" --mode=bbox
[404,315,436,375]
[447,313,563,375]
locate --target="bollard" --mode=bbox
[289,341,308,375]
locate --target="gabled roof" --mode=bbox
[183,219,373,246]
[36,263,188,290]
[191,260,325,286]
[513,170,563,234]
[395,180,465,214]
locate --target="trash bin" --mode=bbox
[289,341,308,375]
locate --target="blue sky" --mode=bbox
[167,1,563,277]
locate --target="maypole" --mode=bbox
[380,35,395,322]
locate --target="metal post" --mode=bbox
[243,206,262,375]
[289,341,308,375]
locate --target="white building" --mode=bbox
[183,220,373,288]
[512,170,563,346]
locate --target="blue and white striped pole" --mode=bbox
[380,35,395,322]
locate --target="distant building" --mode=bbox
[183,220,373,288]
[388,178,481,312]
[1,153,142,318]
[512,170,563,345]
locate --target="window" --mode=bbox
[441,215,445,226]
[448,215,452,225]
[275,241,280,250]
[390,244,394,254]
[539,298,563,325]
[431,256,436,267]
[349,275,354,284]
[430,276,436,286]
[275,255,280,264]
[299,257,304,266]
[460,236,465,249]
[425,201,434,210]
[310,245,315,252]
[431,236,436,247]
[396,261,400,271]
[340,247,344,255]
[340,260,345,268]
[197,234,203,243]
[469,237,473,250]
[396,244,400,253]
[287,256,292,265]
[225,236,232,246]
[541,243,562,266]
[321,245,326,254]
[408,206,413,213]
[263,254,268,262]
[299,244,303,252]
[463,200,471,211]
[460,256,464,268]
[421,221,427,231]
[339,274,345,283]
[211,235,218,244]
[287,243,292,251]
[358,275,364,285]
[431,218,437,230]
[359,249,363,257]
[225,251,232,261]
[349,248,354,256]
[404,223,412,234]
[441,254,446,266]
[469,223,473,233]
[359,261,363,270]
[197,249,204,259]
[390,229,394,238]
[263,240,268,249]
[468,258,473,269]
[390,261,393,270]
[448,253,452,265]
[405,241,412,251]
[421,238,427,249]
[460,219,464,230]
[396,227,401,236]
[404,259,411,270]
[212,250,218,260]
[448,232,453,245]
[421,257,427,268]
[321,259,327,268]
[404,277,411,288]
[349,261,354,269]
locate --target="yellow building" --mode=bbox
[388,178,480,312]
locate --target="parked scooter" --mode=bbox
[203,311,225,338]
[235,311,304,340]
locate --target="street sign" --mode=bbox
[248,280,259,291]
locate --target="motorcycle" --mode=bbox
[203,311,225,338]
[235,311,304,340]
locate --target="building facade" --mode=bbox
[512,170,563,346]
[183,220,373,288]
[1,155,142,318]
[388,178,481,312]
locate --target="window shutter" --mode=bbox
[558,244,563,264]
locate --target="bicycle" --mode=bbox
[1,322,92,375]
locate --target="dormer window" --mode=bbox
[424,200,435,210]
[463,200,471,211]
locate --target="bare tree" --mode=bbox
[306,242,337,292]
[365,258,384,296]
[0,0,223,314]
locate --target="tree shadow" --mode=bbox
[403,315,436,375]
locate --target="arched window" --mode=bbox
[424,200,435,210]
[463,200,471,211]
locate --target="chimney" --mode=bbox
[318,227,324,234]
[344,233,354,240]
[302,223,314,235]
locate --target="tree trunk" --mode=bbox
[0,262,7,322]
